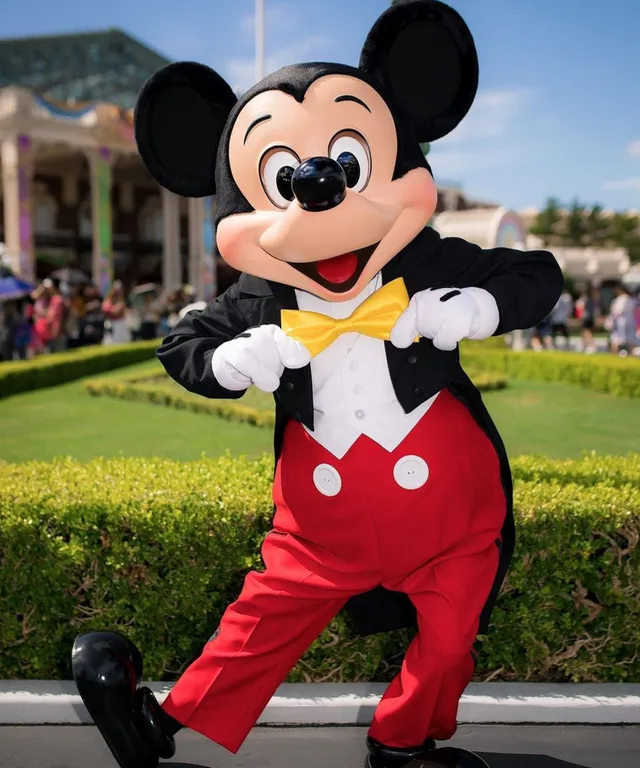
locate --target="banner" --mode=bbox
[93,148,113,296]
[17,135,35,283]
[202,196,217,301]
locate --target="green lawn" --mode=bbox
[0,360,638,462]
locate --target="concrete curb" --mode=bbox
[1,682,640,725]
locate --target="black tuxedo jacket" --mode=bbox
[158,227,563,636]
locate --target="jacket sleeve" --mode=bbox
[440,237,564,334]
[156,281,249,399]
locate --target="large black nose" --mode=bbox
[291,157,347,212]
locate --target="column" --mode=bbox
[87,146,114,297]
[187,196,204,297]
[161,187,181,294]
[1,134,35,282]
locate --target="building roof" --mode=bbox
[0,28,171,109]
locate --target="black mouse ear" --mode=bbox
[134,61,237,198]
[359,0,478,142]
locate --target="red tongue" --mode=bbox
[315,252,358,283]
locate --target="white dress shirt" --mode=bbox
[294,274,439,459]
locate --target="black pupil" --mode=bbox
[276,166,295,200]
[337,151,360,187]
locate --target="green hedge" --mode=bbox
[460,345,640,398]
[83,368,508,428]
[1,453,638,683]
[0,340,160,400]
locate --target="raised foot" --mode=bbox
[71,630,161,768]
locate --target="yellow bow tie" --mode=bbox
[281,277,417,357]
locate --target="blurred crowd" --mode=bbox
[0,277,201,362]
[1,275,639,363]
[520,282,640,356]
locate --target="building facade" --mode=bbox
[0,29,224,299]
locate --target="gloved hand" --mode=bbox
[211,324,311,393]
[390,286,500,351]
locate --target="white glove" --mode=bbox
[211,324,311,393]
[390,286,500,351]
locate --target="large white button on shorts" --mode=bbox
[313,463,342,497]
[393,455,429,490]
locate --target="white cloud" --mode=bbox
[603,178,640,194]
[437,88,532,146]
[427,88,531,177]
[227,1,331,94]
[628,140,640,158]
[429,146,524,177]
[225,35,330,95]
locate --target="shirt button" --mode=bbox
[293,412,302,422]
[313,463,342,497]
[285,381,295,391]
[354,409,365,420]
[353,384,363,395]
[414,387,423,398]
[349,360,359,371]
[407,354,417,365]
[393,455,429,490]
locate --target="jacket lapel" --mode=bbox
[265,279,315,429]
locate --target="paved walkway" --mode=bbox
[1,725,638,768]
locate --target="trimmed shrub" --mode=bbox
[0,340,160,399]
[84,371,275,428]
[83,368,508,427]
[460,345,640,399]
[1,454,638,683]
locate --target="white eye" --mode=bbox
[329,132,371,192]
[260,148,300,208]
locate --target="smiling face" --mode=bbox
[216,74,437,301]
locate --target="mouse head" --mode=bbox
[135,0,478,301]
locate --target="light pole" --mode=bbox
[255,0,265,83]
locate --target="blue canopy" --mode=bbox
[0,276,35,301]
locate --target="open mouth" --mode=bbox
[288,242,379,293]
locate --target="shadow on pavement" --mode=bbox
[165,758,591,768]
[480,756,589,768]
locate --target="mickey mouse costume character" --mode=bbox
[71,3,563,767]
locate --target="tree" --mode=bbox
[585,204,609,246]
[608,212,640,264]
[562,198,588,247]
[529,197,561,245]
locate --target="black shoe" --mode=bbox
[71,630,175,768]
[366,736,437,768]
[404,746,490,768]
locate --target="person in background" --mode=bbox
[575,283,598,354]
[11,299,32,360]
[65,284,86,349]
[102,281,131,345]
[607,283,637,356]
[550,286,573,348]
[139,292,162,340]
[81,284,105,346]
[0,300,16,361]
[30,283,51,355]
[531,312,553,351]
[44,277,68,353]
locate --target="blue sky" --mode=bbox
[1,0,639,211]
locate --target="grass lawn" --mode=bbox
[0,359,638,462]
